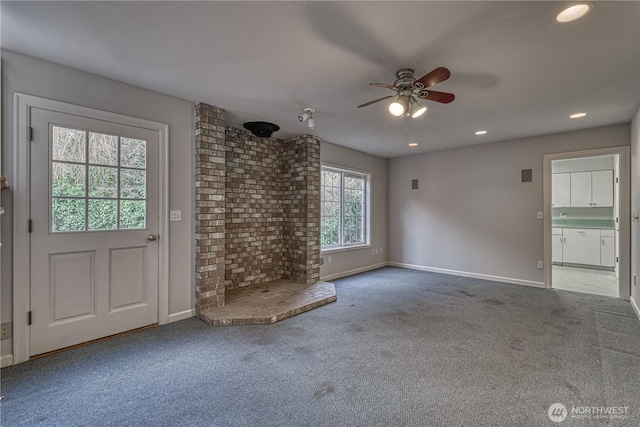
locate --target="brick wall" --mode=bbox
[194,103,226,311]
[225,127,284,289]
[194,103,321,314]
[282,135,321,284]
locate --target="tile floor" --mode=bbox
[552,265,618,297]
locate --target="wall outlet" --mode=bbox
[170,210,182,221]
[328,256,332,264]
[379,248,383,254]
[537,260,544,270]
[1,322,12,340]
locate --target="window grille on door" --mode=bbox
[50,125,147,232]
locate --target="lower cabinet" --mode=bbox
[554,228,615,268]
[600,230,615,267]
[563,229,601,265]
[552,228,563,264]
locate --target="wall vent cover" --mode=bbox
[521,169,532,182]
[411,179,419,190]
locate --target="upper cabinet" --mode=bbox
[570,172,592,207]
[552,173,571,207]
[591,170,614,207]
[552,170,613,207]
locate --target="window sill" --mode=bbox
[321,244,371,255]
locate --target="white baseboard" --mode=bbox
[631,298,640,321]
[388,262,546,289]
[321,262,389,282]
[168,309,195,323]
[1,354,14,368]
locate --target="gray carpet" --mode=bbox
[2,267,639,426]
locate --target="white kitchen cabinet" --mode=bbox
[570,172,592,207]
[555,228,615,268]
[600,236,615,267]
[562,228,601,266]
[552,173,571,207]
[563,169,614,207]
[591,170,614,207]
[552,228,563,264]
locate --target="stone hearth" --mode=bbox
[198,279,336,326]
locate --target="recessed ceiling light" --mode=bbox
[556,3,593,23]
[475,130,488,135]
[408,143,418,147]
[570,112,587,119]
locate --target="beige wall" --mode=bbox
[1,51,194,358]
[388,124,630,285]
[631,107,640,313]
[320,141,388,280]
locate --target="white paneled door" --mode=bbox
[30,108,159,356]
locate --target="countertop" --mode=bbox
[552,219,615,229]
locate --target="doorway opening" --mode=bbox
[545,147,630,300]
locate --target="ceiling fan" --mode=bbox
[357,67,455,118]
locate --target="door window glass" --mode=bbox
[50,126,147,232]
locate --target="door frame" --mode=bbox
[13,93,170,364]
[543,146,631,299]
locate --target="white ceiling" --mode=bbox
[2,1,639,158]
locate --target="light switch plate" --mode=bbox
[537,260,544,269]
[170,210,182,221]
[537,211,543,220]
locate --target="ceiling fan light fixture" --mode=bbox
[389,97,407,116]
[556,3,592,23]
[412,105,427,118]
[361,67,454,116]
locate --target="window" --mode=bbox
[321,166,369,250]
[50,125,147,232]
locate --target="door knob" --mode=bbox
[147,234,158,241]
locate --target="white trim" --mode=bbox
[320,262,389,282]
[631,298,640,321]
[158,122,170,326]
[321,244,371,255]
[543,146,631,300]
[321,161,372,176]
[13,93,31,365]
[320,164,371,250]
[1,354,14,368]
[13,93,170,364]
[168,309,195,323]
[388,262,546,288]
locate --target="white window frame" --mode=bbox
[321,164,370,252]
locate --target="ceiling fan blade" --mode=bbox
[370,83,398,91]
[421,90,455,104]
[357,95,395,108]
[415,67,451,89]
